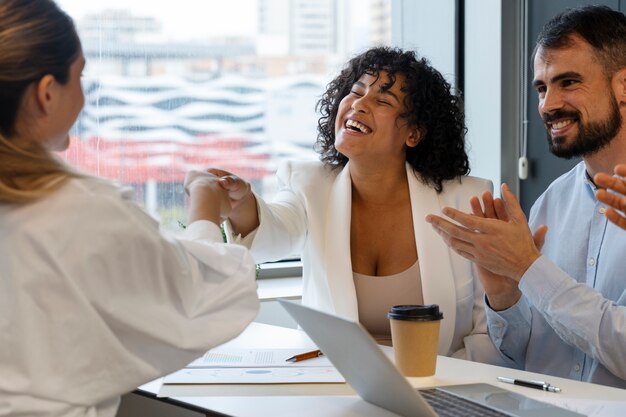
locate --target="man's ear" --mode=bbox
[406,127,426,148]
[35,75,57,115]
[613,68,626,105]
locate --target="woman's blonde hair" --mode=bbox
[0,0,82,204]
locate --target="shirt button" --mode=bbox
[589,258,596,266]
[599,207,607,214]
[574,364,581,372]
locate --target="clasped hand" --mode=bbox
[205,168,253,210]
[184,170,232,223]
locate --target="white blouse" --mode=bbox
[0,176,259,417]
[354,260,423,345]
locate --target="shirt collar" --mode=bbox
[583,169,598,191]
[576,161,600,200]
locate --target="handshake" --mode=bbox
[184,168,254,227]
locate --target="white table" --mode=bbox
[137,323,625,417]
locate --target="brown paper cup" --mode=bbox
[388,305,443,377]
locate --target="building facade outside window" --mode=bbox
[57,0,393,231]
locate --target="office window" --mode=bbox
[56,0,392,231]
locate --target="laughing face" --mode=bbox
[334,71,418,164]
[533,36,622,159]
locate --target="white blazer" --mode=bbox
[230,160,503,364]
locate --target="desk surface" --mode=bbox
[139,322,625,417]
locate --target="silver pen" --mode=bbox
[497,376,561,393]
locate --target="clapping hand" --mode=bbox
[426,184,547,310]
[595,164,626,230]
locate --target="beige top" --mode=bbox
[353,260,423,345]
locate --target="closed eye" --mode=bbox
[560,79,579,88]
[534,84,546,98]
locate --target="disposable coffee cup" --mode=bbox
[388,304,443,377]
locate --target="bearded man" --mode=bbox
[427,5,626,388]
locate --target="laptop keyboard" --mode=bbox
[420,388,511,417]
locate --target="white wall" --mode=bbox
[464,0,502,191]
[391,0,504,192]
[391,0,456,84]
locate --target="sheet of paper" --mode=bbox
[539,397,626,417]
[163,366,345,384]
[186,348,331,368]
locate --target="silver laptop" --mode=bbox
[278,299,583,417]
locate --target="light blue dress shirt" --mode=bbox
[486,161,626,388]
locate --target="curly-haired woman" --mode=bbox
[212,47,500,363]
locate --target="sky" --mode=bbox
[56,0,258,40]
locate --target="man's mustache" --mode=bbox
[542,110,579,124]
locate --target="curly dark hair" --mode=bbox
[315,46,469,192]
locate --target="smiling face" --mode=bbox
[334,71,417,165]
[533,36,622,159]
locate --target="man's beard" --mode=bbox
[544,98,622,159]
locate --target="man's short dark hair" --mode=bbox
[534,5,626,75]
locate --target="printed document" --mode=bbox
[163,348,345,384]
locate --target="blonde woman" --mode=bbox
[0,1,259,416]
